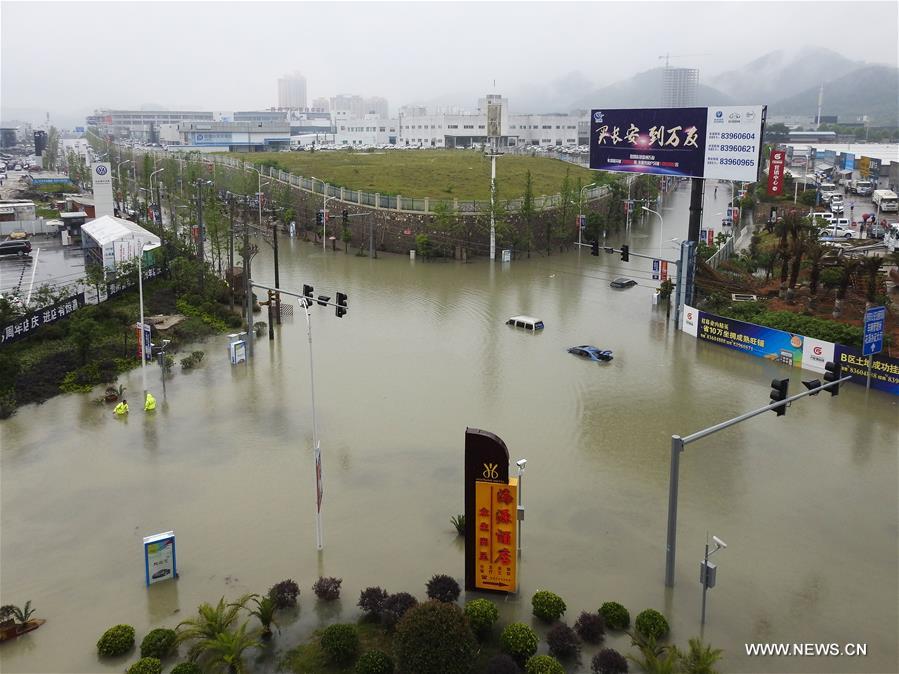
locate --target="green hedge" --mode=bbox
[97,624,135,657]
[718,303,865,348]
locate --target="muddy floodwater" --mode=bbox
[2,189,897,673]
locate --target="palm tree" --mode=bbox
[833,258,861,318]
[1,602,35,626]
[246,595,278,639]
[858,255,884,304]
[806,244,826,295]
[190,621,261,674]
[176,594,253,662]
[626,632,679,674]
[676,637,723,674]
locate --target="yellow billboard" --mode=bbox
[474,478,517,592]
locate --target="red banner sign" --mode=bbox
[660,260,668,282]
[768,150,786,195]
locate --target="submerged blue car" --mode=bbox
[567,345,614,362]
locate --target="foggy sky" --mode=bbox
[2,0,898,126]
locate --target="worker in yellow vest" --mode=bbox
[114,400,129,416]
[144,392,156,411]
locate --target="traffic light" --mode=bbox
[769,378,789,416]
[823,361,841,396]
[303,284,314,303]
[620,244,629,262]
[336,292,347,318]
[591,240,599,256]
[316,294,331,307]
[316,210,324,226]
[342,209,349,225]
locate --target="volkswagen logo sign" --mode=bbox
[95,165,108,175]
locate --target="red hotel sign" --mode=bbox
[768,150,786,195]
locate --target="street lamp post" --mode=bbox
[578,182,597,248]
[700,534,727,625]
[298,296,324,550]
[149,168,165,226]
[642,206,664,259]
[138,242,161,410]
[311,176,336,253]
[116,159,132,216]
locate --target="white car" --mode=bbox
[819,225,856,239]
[811,211,834,224]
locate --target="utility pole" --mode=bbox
[272,211,281,324]
[228,195,235,312]
[196,180,205,291]
[243,221,253,358]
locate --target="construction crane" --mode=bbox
[659,53,712,68]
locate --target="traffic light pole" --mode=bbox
[663,373,853,587]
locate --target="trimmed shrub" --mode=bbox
[97,624,135,657]
[546,622,579,659]
[531,590,566,622]
[354,649,394,674]
[426,574,461,603]
[500,622,539,664]
[320,623,359,665]
[268,579,300,609]
[358,586,389,617]
[139,628,176,659]
[526,654,565,674]
[127,657,162,674]
[380,592,418,629]
[486,653,522,674]
[394,601,477,674]
[592,648,628,674]
[599,602,630,630]
[634,609,669,640]
[574,611,605,644]
[464,598,499,637]
[312,576,342,601]
[170,664,202,674]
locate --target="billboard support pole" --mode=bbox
[688,178,704,242]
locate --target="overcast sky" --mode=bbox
[2,0,897,126]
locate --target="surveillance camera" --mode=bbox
[516,459,527,468]
[712,535,727,549]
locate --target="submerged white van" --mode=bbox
[506,315,545,331]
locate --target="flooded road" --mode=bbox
[1,185,897,674]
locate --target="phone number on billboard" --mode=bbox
[720,132,756,140]
[716,157,755,166]
[719,144,755,153]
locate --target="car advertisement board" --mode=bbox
[589,106,765,181]
[143,531,177,586]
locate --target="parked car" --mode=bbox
[610,277,637,289]
[505,315,544,331]
[818,225,855,239]
[0,239,32,256]
[6,230,28,240]
[567,345,614,362]
[867,222,887,239]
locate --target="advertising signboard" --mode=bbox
[834,344,899,396]
[697,312,805,367]
[681,305,699,336]
[652,259,660,280]
[143,531,177,586]
[135,322,152,360]
[473,479,517,592]
[801,337,835,374]
[590,106,765,181]
[660,260,669,282]
[1,294,86,346]
[91,162,115,218]
[843,153,855,171]
[768,149,786,195]
[464,428,517,593]
[707,228,715,246]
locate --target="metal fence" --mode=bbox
[137,148,610,215]
[1,219,57,236]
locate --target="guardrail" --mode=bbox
[129,146,610,215]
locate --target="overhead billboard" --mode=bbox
[589,106,766,181]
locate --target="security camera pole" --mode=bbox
[700,534,726,625]
[516,458,527,556]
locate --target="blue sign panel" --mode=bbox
[697,312,805,367]
[590,108,708,177]
[75,126,85,133]
[863,306,885,356]
[143,531,177,586]
[844,153,855,171]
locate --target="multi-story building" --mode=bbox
[364,97,389,119]
[87,109,214,141]
[234,110,289,124]
[333,114,397,146]
[330,94,366,119]
[661,67,698,107]
[277,73,307,110]
[172,121,290,153]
